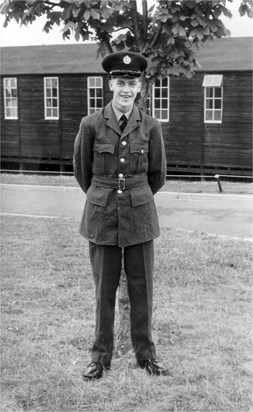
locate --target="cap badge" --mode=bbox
[123,55,131,65]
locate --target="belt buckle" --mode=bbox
[118,177,125,191]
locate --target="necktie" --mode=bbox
[120,114,128,133]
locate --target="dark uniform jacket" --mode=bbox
[73,102,166,247]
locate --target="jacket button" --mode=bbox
[122,141,127,146]
[117,190,122,194]
[120,158,125,163]
[119,173,123,178]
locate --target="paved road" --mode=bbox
[1,184,252,239]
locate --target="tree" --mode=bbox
[1,0,252,82]
[1,0,252,354]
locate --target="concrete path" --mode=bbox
[1,184,252,240]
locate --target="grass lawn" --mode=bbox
[1,214,252,412]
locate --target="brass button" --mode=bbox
[119,173,123,178]
[120,158,125,163]
[122,141,127,146]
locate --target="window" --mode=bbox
[202,75,223,123]
[152,77,170,121]
[44,77,59,119]
[88,77,103,114]
[4,78,18,119]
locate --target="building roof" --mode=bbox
[0,37,252,75]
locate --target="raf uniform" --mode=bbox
[73,51,168,379]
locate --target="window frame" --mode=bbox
[3,77,18,119]
[87,76,103,115]
[44,77,59,120]
[203,75,223,124]
[151,77,170,122]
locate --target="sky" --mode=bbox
[0,1,252,47]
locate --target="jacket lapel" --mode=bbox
[103,102,141,137]
[104,103,121,135]
[122,104,141,138]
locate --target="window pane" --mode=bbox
[154,88,160,98]
[52,98,58,107]
[46,108,51,117]
[53,108,58,117]
[162,99,167,109]
[162,78,168,87]
[154,99,160,108]
[11,107,17,117]
[162,88,168,98]
[96,77,102,87]
[5,79,11,88]
[206,99,213,109]
[205,110,213,121]
[96,89,103,98]
[214,111,222,121]
[46,78,51,87]
[6,108,11,117]
[206,88,213,98]
[154,110,160,118]
[162,110,168,119]
[214,87,222,98]
[89,78,95,87]
[97,99,103,107]
[52,78,58,88]
[90,98,95,107]
[214,99,221,109]
[90,89,95,97]
[52,88,58,97]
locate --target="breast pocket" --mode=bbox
[93,143,116,175]
[130,142,149,173]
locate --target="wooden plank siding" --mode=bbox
[1,71,252,175]
[203,72,252,173]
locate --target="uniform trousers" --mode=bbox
[89,240,156,365]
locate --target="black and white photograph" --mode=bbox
[0,1,252,411]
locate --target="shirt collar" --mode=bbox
[112,103,133,122]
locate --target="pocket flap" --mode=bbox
[130,186,154,207]
[86,185,110,206]
[130,142,149,154]
[94,143,115,154]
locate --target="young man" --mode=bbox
[73,51,168,380]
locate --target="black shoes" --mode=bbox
[82,359,169,380]
[82,361,110,380]
[137,358,170,376]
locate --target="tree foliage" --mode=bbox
[1,0,252,81]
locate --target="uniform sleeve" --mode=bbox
[148,120,167,194]
[73,118,94,193]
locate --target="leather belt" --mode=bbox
[91,175,148,191]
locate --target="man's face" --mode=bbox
[109,76,141,112]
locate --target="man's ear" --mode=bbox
[109,79,113,91]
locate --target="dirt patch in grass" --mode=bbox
[1,173,253,194]
[1,216,252,411]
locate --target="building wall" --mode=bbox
[1,71,252,175]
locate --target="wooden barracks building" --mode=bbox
[0,37,252,176]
